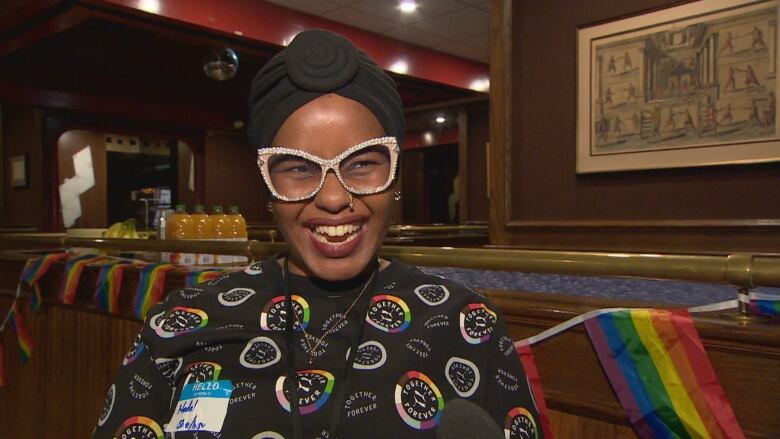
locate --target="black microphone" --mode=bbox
[436,398,504,439]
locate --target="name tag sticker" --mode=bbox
[165,380,233,433]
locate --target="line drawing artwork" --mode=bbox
[592,6,778,156]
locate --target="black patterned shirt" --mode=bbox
[93,257,544,439]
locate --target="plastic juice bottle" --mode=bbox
[168,204,196,265]
[191,205,215,265]
[212,205,232,265]
[228,205,248,264]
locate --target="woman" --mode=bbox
[94,30,542,439]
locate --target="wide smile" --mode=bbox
[303,218,368,258]
[311,222,365,243]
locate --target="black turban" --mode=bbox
[248,29,405,149]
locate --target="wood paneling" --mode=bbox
[0,297,141,438]
[489,0,780,252]
[2,105,43,228]
[203,130,272,223]
[466,103,489,222]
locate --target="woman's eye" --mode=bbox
[349,160,379,170]
[271,158,317,175]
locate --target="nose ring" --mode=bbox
[348,193,354,210]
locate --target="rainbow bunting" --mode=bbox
[9,301,33,362]
[749,292,780,317]
[585,309,743,439]
[21,252,71,310]
[134,264,175,319]
[94,261,131,314]
[515,343,554,439]
[60,254,103,305]
[0,339,6,387]
[185,269,224,287]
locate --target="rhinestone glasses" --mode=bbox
[257,136,400,202]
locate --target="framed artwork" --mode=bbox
[10,154,29,188]
[577,0,780,173]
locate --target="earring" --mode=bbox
[348,193,354,210]
[393,191,402,201]
[266,201,274,213]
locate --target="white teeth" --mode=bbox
[313,222,362,237]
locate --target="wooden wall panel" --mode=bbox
[466,104,489,222]
[489,0,780,252]
[2,104,42,228]
[203,130,272,223]
[0,297,141,438]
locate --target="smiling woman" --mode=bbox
[93,29,543,439]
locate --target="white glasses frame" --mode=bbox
[257,136,400,202]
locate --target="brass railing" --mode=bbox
[0,234,777,316]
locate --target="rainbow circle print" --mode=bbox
[261,295,310,332]
[275,369,335,415]
[113,415,163,439]
[504,407,538,439]
[366,294,411,333]
[459,303,497,344]
[394,371,444,430]
[154,307,208,339]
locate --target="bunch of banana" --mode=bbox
[103,219,141,239]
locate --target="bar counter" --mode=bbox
[0,243,778,437]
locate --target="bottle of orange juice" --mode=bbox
[228,205,248,264]
[212,205,232,265]
[168,204,196,265]
[191,205,215,265]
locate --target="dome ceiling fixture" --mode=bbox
[203,47,239,81]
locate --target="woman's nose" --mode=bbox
[314,172,352,213]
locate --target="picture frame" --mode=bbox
[577,0,780,173]
[10,154,29,188]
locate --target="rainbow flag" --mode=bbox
[94,261,131,314]
[749,292,780,317]
[585,309,743,439]
[60,254,103,305]
[133,264,175,319]
[9,301,33,362]
[21,252,71,310]
[515,343,554,439]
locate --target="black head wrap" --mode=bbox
[248,29,405,148]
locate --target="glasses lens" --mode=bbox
[339,143,393,193]
[266,153,322,199]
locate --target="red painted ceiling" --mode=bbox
[0,1,483,130]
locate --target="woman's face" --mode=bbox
[269,93,396,281]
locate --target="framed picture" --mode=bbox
[577,0,780,173]
[9,154,28,188]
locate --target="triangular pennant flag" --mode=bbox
[10,301,33,362]
[21,252,71,310]
[134,264,176,319]
[515,343,554,439]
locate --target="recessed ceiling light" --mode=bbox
[469,78,490,92]
[139,0,161,14]
[389,59,409,74]
[435,116,446,124]
[399,1,418,13]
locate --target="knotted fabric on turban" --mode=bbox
[248,29,405,148]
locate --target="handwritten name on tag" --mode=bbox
[165,380,233,433]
